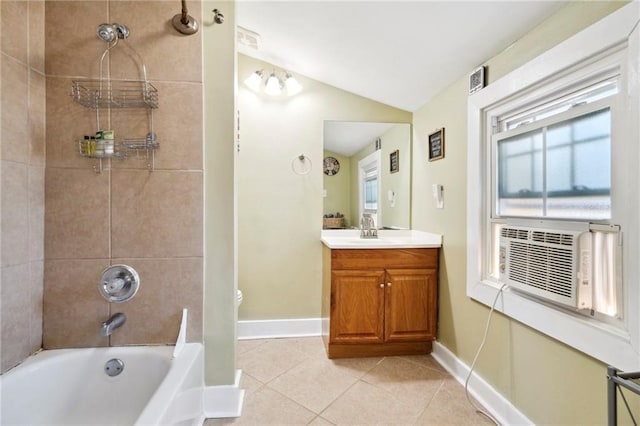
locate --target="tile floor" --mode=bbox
[204,337,493,425]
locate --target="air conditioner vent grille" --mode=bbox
[531,231,575,246]
[500,225,585,307]
[501,227,529,240]
[508,242,574,297]
[501,227,576,246]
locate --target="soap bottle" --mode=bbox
[103,130,115,156]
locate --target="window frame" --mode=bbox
[466,3,640,371]
[493,98,614,220]
[358,150,382,225]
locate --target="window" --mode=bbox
[466,2,640,372]
[495,96,613,221]
[363,169,378,212]
[359,151,381,226]
[488,73,621,321]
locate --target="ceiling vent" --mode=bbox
[238,26,261,51]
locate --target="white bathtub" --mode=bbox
[0,343,204,426]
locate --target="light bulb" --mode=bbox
[244,70,263,92]
[285,73,302,96]
[264,72,282,96]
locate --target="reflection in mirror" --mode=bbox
[323,121,411,230]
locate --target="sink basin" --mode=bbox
[321,230,442,249]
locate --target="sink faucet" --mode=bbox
[101,312,126,337]
[360,214,378,239]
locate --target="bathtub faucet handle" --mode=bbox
[101,312,126,337]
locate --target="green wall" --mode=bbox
[411,1,635,423]
[203,0,237,385]
[237,54,411,321]
[323,150,352,228]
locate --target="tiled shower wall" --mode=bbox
[1,1,46,373]
[42,2,203,349]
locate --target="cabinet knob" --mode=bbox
[387,282,392,287]
[379,283,384,288]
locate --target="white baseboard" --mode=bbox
[203,369,245,418]
[431,341,533,426]
[238,318,322,340]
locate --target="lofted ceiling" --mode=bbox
[236,1,566,113]
[323,121,398,156]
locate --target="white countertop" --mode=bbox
[321,229,442,249]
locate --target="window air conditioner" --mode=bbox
[499,225,592,310]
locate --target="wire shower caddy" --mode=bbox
[71,23,159,172]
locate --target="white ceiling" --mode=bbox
[236,1,566,112]
[324,121,400,156]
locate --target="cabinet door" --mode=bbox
[331,270,385,343]
[384,269,437,342]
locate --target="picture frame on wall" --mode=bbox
[428,128,445,161]
[390,150,399,173]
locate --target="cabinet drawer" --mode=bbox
[331,248,438,270]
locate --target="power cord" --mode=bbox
[464,283,508,426]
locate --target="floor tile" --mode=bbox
[329,356,383,379]
[204,386,316,426]
[307,416,335,425]
[361,356,448,411]
[205,337,493,426]
[320,380,423,425]
[268,356,359,413]
[237,338,309,383]
[416,378,495,425]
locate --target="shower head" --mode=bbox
[172,0,198,35]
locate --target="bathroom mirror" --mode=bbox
[323,121,411,230]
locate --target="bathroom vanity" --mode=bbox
[321,230,442,358]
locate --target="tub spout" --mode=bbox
[101,313,126,337]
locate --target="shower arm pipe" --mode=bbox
[172,0,198,35]
[180,0,189,24]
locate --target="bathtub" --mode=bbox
[0,343,204,426]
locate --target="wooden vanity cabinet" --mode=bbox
[322,246,438,358]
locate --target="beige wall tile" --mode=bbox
[45,168,110,260]
[43,259,110,348]
[1,55,28,163]
[45,76,100,169]
[29,70,46,166]
[1,161,29,267]
[29,166,45,262]
[111,170,203,258]
[29,1,45,73]
[1,1,28,64]
[29,260,44,353]
[108,1,202,83]
[1,263,31,373]
[109,257,203,345]
[111,82,203,171]
[0,0,46,371]
[38,1,204,354]
[44,1,108,79]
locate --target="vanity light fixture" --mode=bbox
[264,71,282,96]
[244,68,302,96]
[284,72,302,96]
[244,69,263,92]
